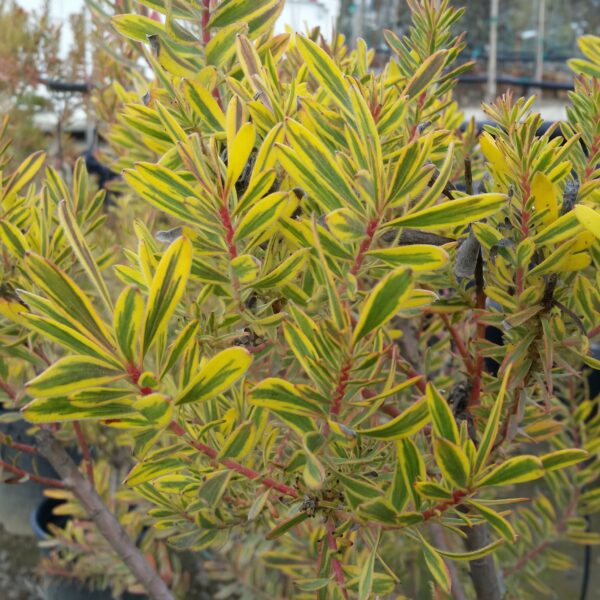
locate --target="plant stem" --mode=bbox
[350,218,379,277]
[440,313,475,373]
[0,457,65,487]
[462,523,503,600]
[35,430,175,600]
[73,421,94,484]
[326,519,348,599]
[169,421,298,498]
[201,0,211,45]
[0,378,17,401]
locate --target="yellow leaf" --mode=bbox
[227,122,255,192]
[574,204,600,239]
[532,172,558,227]
[480,132,509,175]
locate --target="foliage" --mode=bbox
[1,1,600,598]
[0,0,89,163]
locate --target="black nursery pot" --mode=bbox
[31,497,147,600]
[0,408,59,535]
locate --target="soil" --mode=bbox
[0,523,44,600]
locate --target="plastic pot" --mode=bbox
[0,408,58,535]
[31,497,147,600]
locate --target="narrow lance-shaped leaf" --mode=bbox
[435,537,505,561]
[468,500,516,543]
[352,267,413,345]
[26,356,125,398]
[24,253,114,349]
[23,396,135,423]
[356,396,429,439]
[540,449,589,472]
[0,220,29,257]
[574,204,600,239]
[266,512,311,540]
[3,151,45,198]
[366,245,449,271]
[474,365,512,473]
[250,378,323,416]
[182,80,225,133]
[218,421,257,460]
[433,437,470,489]
[58,200,113,312]
[252,247,310,289]
[23,312,121,368]
[427,383,459,444]
[476,455,545,488]
[358,549,376,600]
[419,534,451,593]
[113,286,144,366]
[176,347,252,405]
[403,50,448,98]
[142,237,192,356]
[160,319,200,378]
[295,35,352,113]
[226,122,255,192]
[385,194,507,231]
[234,191,287,241]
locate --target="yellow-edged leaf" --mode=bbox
[385,194,506,231]
[356,396,429,439]
[176,347,252,405]
[366,245,449,271]
[142,237,192,356]
[24,252,114,349]
[574,204,600,239]
[352,267,413,344]
[114,286,144,365]
[234,191,287,241]
[218,421,256,459]
[26,356,125,397]
[58,200,113,312]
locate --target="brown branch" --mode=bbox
[440,313,475,373]
[462,524,502,600]
[35,430,175,600]
[73,421,94,484]
[0,378,18,402]
[0,458,65,488]
[169,421,298,498]
[469,248,486,409]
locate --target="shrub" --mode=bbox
[1,1,600,598]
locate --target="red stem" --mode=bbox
[0,458,65,488]
[201,0,211,45]
[329,360,352,419]
[588,323,600,339]
[219,205,238,259]
[326,519,348,599]
[0,378,18,401]
[0,436,37,455]
[73,421,94,484]
[350,218,379,277]
[421,489,470,521]
[440,313,475,373]
[169,421,297,498]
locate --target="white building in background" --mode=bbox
[276,0,340,38]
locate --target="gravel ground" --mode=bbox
[0,523,44,600]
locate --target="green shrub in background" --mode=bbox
[1,0,600,598]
